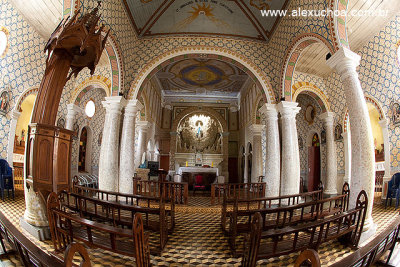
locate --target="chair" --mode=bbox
[193,174,206,195]
[385,173,400,209]
[0,159,14,200]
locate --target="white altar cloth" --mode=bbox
[177,167,219,176]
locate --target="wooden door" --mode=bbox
[159,155,169,172]
[228,157,238,183]
[308,146,321,192]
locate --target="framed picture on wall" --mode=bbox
[98,132,102,146]
[0,87,11,115]
[56,117,65,128]
[298,137,303,150]
[335,124,343,141]
[321,129,326,144]
[391,102,400,125]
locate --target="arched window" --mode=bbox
[312,133,320,147]
[0,27,9,57]
[85,100,95,118]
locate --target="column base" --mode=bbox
[357,221,377,247]
[323,189,338,197]
[20,217,51,241]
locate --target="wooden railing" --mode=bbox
[133,178,189,205]
[295,213,400,267]
[210,182,266,205]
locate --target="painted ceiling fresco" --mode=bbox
[155,58,249,97]
[122,0,290,41]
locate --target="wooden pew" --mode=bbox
[221,182,325,233]
[228,189,349,255]
[210,182,266,205]
[133,178,189,205]
[72,183,175,231]
[60,190,169,252]
[242,190,368,267]
[47,192,151,266]
[294,213,400,267]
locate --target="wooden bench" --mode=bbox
[73,183,175,231]
[294,213,400,267]
[242,190,368,267]
[221,183,325,233]
[47,192,151,266]
[60,190,169,252]
[227,188,349,255]
[133,178,189,205]
[210,182,266,205]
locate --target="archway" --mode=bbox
[308,132,321,192]
[127,48,276,105]
[281,34,335,100]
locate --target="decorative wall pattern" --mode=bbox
[71,88,106,176]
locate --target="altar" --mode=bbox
[177,167,219,189]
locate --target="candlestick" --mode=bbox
[186,161,188,167]
[211,161,213,167]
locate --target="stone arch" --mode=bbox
[342,95,387,132]
[281,33,335,100]
[292,82,331,113]
[70,76,111,105]
[171,106,228,133]
[328,0,350,51]
[15,87,38,112]
[127,47,276,104]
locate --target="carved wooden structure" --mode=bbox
[26,3,108,196]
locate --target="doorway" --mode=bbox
[308,133,321,192]
[78,127,88,172]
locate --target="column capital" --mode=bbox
[66,103,83,115]
[11,110,21,120]
[259,103,278,117]
[229,104,238,112]
[102,96,127,114]
[378,118,389,127]
[326,47,361,79]
[125,100,143,116]
[136,121,151,131]
[249,124,264,136]
[319,112,336,125]
[277,101,301,117]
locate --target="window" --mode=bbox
[0,27,9,57]
[85,100,95,118]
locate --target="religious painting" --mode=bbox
[0,88,11,115]
[72,122,79,140]
[335,124,343,141]
[177,113,222,154]
[56,117,65,128]
[305,104,315,125]
[320,129,326,144]
[391,102,400,125]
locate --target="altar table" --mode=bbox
[177,167,219,189]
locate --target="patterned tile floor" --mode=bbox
[0,194,398,266]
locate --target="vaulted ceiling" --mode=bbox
[122,0,290,41]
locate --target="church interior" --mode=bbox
[0,0,400,266]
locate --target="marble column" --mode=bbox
[320,112,338,195]
[243,152,249,183]
[249,125,264,183]
[99,96,126,192]
[259,104,280,197]
[379,118,391,199]
[134,121,150,169]
[7,110,21,166]
[119,100,143,194]
[221,132,230,180]
[278,101,301,196]
[327,47,376,241]
[342,131,351,184]
[65,103,83,130]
